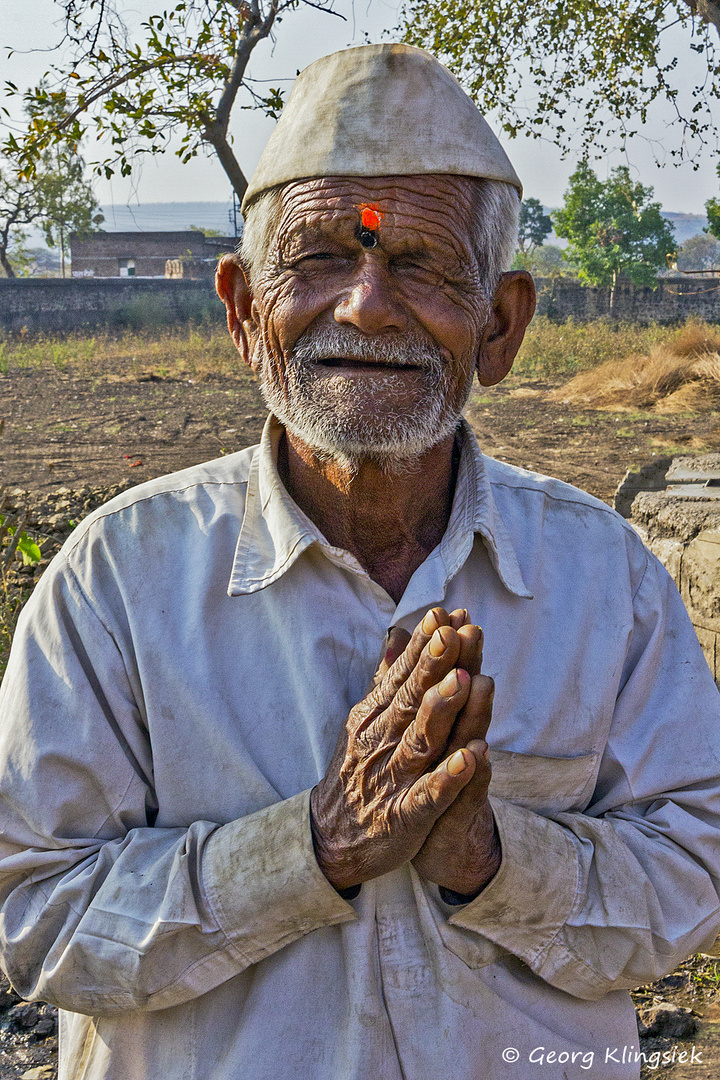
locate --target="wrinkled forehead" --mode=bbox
[277,174,479,222]
[273,174,480,256]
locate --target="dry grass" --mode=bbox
[551,320,720,411]
[0,575,30,683]
[0,321,241,382]
[514,316,674,378]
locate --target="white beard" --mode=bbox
[255,325,477,472]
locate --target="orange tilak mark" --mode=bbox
[359,204,383,231]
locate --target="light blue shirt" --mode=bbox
[1,416,719,1079]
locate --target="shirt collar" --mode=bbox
[227,415,532,600]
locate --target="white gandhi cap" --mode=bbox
[241,43,522,212]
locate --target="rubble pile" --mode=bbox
[0,973,57,1079]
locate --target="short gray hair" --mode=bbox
[239,177,520,297]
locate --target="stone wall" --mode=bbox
[621,455,720,687]
[534,275,720,324]
[1,273,718,333]
[0,278,225,333]
[634,517,720,687]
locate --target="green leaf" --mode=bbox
[17,534,41,566]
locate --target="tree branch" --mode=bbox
[681,0,720,36]
[44,51,217,136]
[214,24,265,132]
[200,117,249,197]
[283,0,346,18]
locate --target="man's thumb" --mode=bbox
[368,626,412,692]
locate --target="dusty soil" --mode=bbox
[1,363,720,1078]
[2,365,720,502]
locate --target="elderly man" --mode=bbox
[1,43,719,1080]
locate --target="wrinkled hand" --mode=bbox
[412,671,500,898]
[383,613,501,899]
[310,608,480,892]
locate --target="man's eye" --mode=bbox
[294,252,338,266]
[393,261,443,284]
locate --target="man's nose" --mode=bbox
[333,262,408,335]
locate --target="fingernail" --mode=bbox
[422,610,439,635]
[438,669,459,697]
[428,629,446,657]
[447,749,469,775]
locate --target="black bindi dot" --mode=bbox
[356,224,379,249]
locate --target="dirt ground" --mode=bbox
[1,362,720,1078]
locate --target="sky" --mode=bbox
[0,0,718,216]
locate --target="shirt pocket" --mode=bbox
[422,751,601,976]
[488,749,600,814]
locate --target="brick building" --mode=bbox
[69,231,237,278]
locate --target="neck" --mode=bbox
[278,430,460,603]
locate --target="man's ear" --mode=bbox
[215,253,255,368]
[476,271,536,387]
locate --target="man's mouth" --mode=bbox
[315,358,420,371]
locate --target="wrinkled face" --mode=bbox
[245,175,493,465]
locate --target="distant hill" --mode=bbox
[99,201,238,236]
[25,201,240,250]
[661,211,708,246]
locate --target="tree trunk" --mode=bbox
[202,123,249,201]
[609,269,617,316]
[0,247,16,278]
[681,0,720,35]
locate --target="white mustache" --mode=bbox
[289,326,445,370]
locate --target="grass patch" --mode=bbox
[515,316,675,378]
[0,321,242,382]
[0,495,47,682]
[3,317,717,394]
[651,441,711,456]
[550,319,720,411]
[681,954,720,993]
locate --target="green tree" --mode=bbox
[517,198,553,253]
[553,162,675,310]
[37,145,104,277]
[0,160,45,277]
[399,0,720,161]
[188,225,225,236]
[706,197,720,242]
[5,0,345,202]
[513,243,579,279]
[0,137,102,278]
[676,232,720,272]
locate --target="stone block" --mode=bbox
[646,537,684,589]
[614,458,672,519]
[680,531,720,628]
[692,624,718,684]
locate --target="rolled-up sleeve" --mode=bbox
[448,551,720,999]
[0,559,354,1016]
